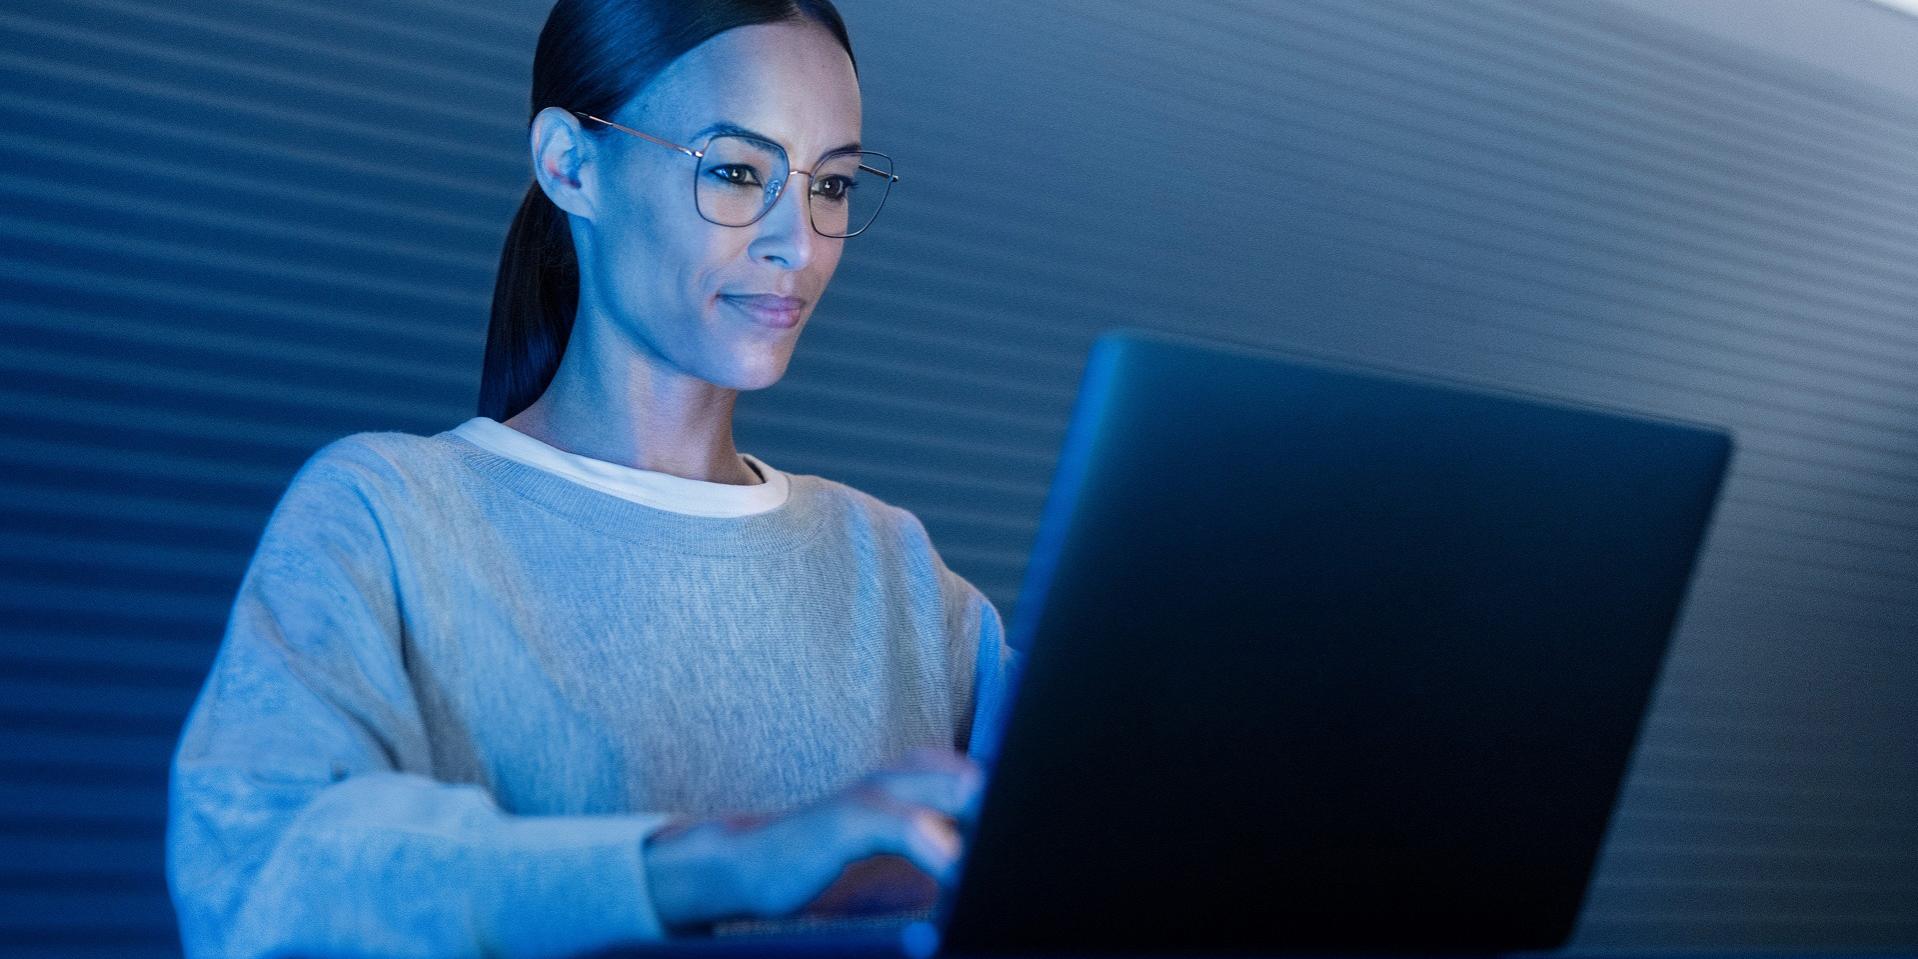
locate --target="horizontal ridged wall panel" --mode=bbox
[1,2,551,953]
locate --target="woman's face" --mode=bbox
[570,21,861,391]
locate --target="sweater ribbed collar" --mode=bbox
[435,427,829,557]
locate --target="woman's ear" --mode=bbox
[530,105,598,220]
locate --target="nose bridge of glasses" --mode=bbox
[760,168,855,242]
[763,168,825,211]
[755,168,810,227]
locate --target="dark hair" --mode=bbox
[479,0,856,421]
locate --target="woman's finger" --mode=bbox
[886,745,975,774]
[860,764,982,819]
[838,789,965,887]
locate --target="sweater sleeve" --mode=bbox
[166,441,675,959]
[948,572,1021,768]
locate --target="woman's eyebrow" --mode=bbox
[690,120,861,158]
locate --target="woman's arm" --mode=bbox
[166,445,675,958]
[941,563,1021,770]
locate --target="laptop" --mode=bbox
[595,326,1734,957]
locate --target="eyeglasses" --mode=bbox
[571,111,898,239]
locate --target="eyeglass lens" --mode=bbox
[695,135,892,237]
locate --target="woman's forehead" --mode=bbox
[640,21,860,153]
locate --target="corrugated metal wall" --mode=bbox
[1,0,1913,954]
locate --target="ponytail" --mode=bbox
[479,183,578,421]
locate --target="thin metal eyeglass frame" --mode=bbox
[571,111,898,238]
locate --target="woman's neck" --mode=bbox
[503,323,763,486]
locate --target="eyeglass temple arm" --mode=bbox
[571,111,700,158]
[575,110,899,183]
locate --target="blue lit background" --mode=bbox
[1,0,1915,954]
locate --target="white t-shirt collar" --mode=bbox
[448,416,789,518]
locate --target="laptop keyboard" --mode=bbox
[710,907,935,938]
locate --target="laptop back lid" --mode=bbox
[939,328,1733,956]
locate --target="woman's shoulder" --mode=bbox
[800,469,995,612]
[794,471,938,550]
[281,427,470,507]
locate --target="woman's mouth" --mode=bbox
[723,294,805,329]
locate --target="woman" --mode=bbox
[165,2,1018,955]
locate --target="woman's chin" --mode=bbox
[715,350,795,392]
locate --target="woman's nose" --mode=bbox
[750,172,818,270]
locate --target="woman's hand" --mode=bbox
[644,746,984,932]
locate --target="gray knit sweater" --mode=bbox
[166,427,1017,958]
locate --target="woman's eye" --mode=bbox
[710,165,762,187]
[812,176,857,201]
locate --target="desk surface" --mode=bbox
[585,937,1900,959]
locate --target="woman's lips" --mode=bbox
[724,294,804,329]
